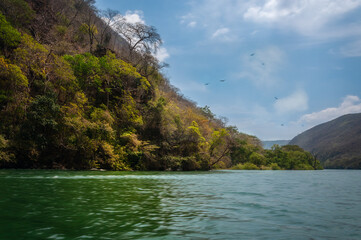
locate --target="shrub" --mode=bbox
[269,163,281,170]
[0,13,21,50]
[231,162,260,170]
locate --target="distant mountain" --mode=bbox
[262,140,290,150]
[289,113,361,169]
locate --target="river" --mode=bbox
[0,170,360,239]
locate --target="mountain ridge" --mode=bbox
[289,113,361,169]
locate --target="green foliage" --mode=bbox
[0,0,34,28]
[21,94,61,150]
[230,143,322,170]
[63,53,100,89]
[0,1,322,171]
[263,145,323,170]
[55,25,68,37]
[12,34,48,83]
[79,23,98,35]
[269,163,281,170]
[200,105,215,119]
[0,57,28,93]
[181,156,200,171]
[0,57,29,137]
[0,135,15,166]
[249,152,266,167]
[232,162,260,170]
[0,13,21,50]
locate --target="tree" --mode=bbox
[66,0,95,27]
[78,1,99,52]
[98,8,120,48]
[114,20,162,63]
[0,13,21,53]
[12,34,48,85]
[0,134,15,166]
[16,94,61,167]
[79,23,98,53]
[0,57,29,138]
[249,152,266,167]
[0,0,34,28]
[209,128,231,168]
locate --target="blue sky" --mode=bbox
[96,0,361,140]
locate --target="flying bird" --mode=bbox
[205,83,209,85]
[220,79,226,82]
[281,124,284,126]
[274,97,278,100]
[250,53,255,56]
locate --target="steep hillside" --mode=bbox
[0,0,321,171]
[289,113,361,169]
[0,0,262,170]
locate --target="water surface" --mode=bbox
[0,170,360,239]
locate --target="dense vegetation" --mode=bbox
[232,145,323,170]
[0,0,322,170]
[290,113,361,169]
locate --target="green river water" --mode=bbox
[0,169,360,239]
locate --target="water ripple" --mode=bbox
[0,170,360,239]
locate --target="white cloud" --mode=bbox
[155,47,170,62]
[299,95,361,126]
[107,11,170,63]
[274,90,308,114]
[188,21,197,28]
[183,0,361,41]
[180,13,198,27]
[124,10,145,24]
[340,40,361,57]
[212,28,230,38]
[243,0,361,38]
[244,0,304,21]
[210,27,237,42]
[238,46,285,86]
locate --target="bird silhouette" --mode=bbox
[281,124,284,126]
[274,97,278,100]
[204,83,209,85]
[220,79,226,82]
[250,53,255,56]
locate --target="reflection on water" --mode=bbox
[0,170,360,239]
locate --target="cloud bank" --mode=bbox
[244,0,361,38]
[124,10,145,24]
[299,95,361,126]
[274,90,308,114]
[182,0,361,48]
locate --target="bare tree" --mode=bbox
[67,0,95,27]
[79,1,99,52]
[114,20,162,63]
[98,9,120,47]
[136,51,169,78]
